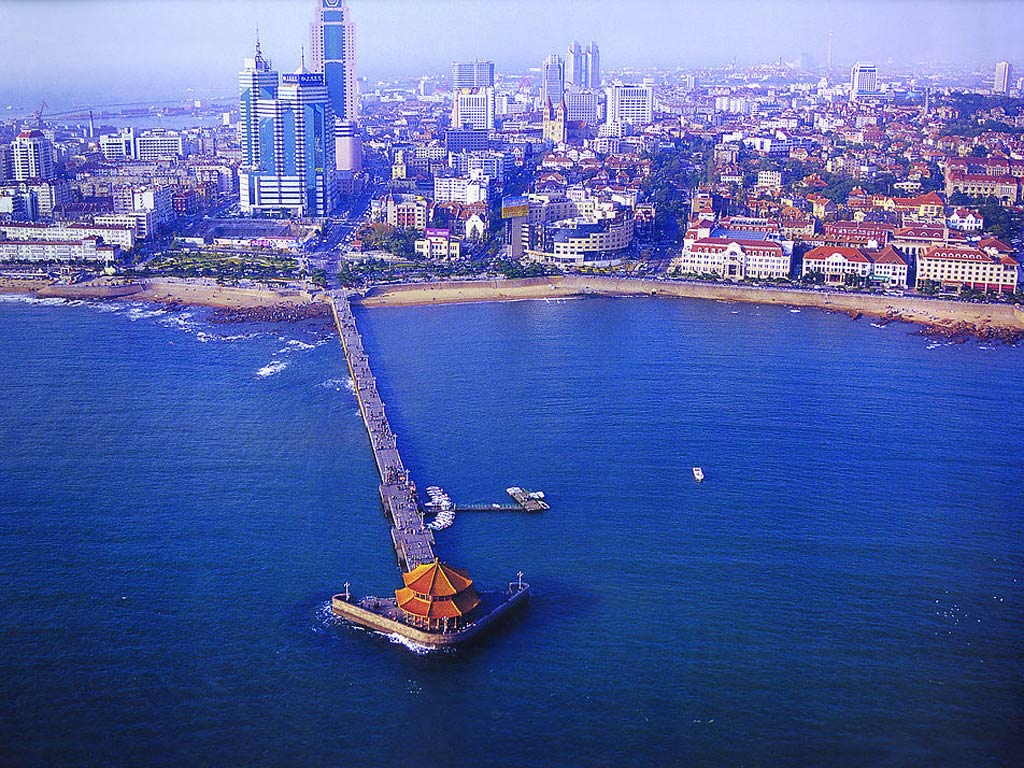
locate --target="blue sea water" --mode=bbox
[1,294,1022,767]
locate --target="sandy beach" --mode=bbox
[355,276,1024,335]
[1,276,321,309]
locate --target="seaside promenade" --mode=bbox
[328,292,436,572]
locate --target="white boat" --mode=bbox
[692,467,704,482]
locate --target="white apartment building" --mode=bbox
[134,130,186,161]
[96,212,155,240]
[452,87,495,131]
[0,236,117,262]
[0,221,135,250]
[433,176,489,205]
[605,84,653,126]
[12,130,55,181]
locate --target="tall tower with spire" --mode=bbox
[310,0,361,173]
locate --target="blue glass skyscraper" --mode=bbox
[310,0,361,173]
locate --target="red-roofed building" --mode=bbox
[944,172,1019,204]
[674,238,790,280]
[916,245,1019,293]
[824,220,895,248]
[802,244,909,288]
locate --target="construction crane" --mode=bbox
[33,100,47,128]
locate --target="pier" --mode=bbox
[327,292,534,647]
[329,293,436,571]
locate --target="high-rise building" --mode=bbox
[605,83,653,126]
[238,41,337,217]
[994,61,1012,94]
[565,90,599,123]
[566,41,585,88]
[310,0,361,173]
[541,53,565,107]
[585,42,601,89]
[850,62,878,101]
[452,60,494,89]
[238,38,279,171]
[451,60,495,131]
[452,87,495,131]
[11,130,55,181]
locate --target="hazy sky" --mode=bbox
[1,0,1022,107]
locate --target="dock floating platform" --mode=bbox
[506,486,550,512]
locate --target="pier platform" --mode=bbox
[331,580,531,649]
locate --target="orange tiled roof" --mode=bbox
[401,559,474,597]
[395,587,480,619]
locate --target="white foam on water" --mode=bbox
[378,631,436,655]
[318,377,347,390]
[196,330,261,344]
[126,306,167,321]
[313,601,344,633]
[87,301,125,313]
[256,359,288,378]
[345,376,356,394]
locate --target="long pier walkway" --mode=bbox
[329,293,436,572]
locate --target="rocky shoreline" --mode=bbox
[865,309,1024,343]
[914,321,1024,344]
[206,302,331,324]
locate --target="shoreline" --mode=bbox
[0,276,321,310]
[3,274,1023,340]
[354,276,1024,341]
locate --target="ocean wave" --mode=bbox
[276,338,317,354]
[196,330,261,344]
[126,306,167,321]
[87,301,126,313]
[256,359,288,378]
[0,294,69,307]
[318,377,348,390]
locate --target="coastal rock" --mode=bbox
[207,303,330,324]
[916,321,1024,345]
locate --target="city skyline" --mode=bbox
[1,0,1023,110]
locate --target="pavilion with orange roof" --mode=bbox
[395,559,482,633]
